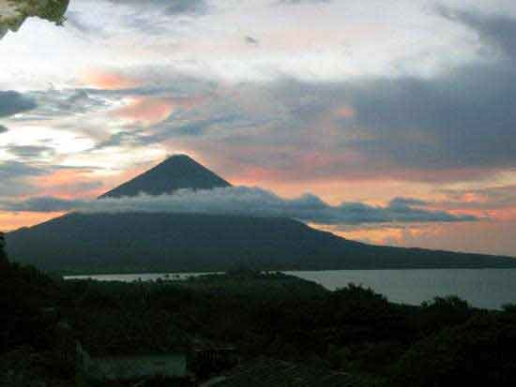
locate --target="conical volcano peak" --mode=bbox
[159,153,205,168]
[159,154,215,169]
[164,153,197,162]
[99,154,231,198]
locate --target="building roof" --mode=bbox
[202,358,361,387]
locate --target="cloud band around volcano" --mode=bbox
[1,186,477,226]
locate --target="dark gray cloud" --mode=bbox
[0,187,476,225]
[340,9,516,173]
[245,36,259,46]
[22,89,108,120]
[437,7,516,59]
[162,0,205,15]
[0,160,101,198]
[106,0,206,15]
[7,146,56,160]
[221,9,516,181]
[0,161,46,180]
[0,91,37,118]
[346,64,516,170]
[0,196,85,213]
[0,161,49,196]
[389,197,428,208]
[93,129,140,150]
[278,0,331,4]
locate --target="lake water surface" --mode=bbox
[66,269,516,310]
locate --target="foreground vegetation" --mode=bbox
[1,236,516,386]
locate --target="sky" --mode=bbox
[1,0,516,256]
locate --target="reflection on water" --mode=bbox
[0,0,69,40]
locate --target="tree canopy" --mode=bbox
[0,231,7,263]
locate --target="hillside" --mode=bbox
[6,211,516,274]
[6,154,516,273]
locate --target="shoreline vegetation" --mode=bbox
[2,241,516,386]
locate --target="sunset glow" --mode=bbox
[1,0,516,255]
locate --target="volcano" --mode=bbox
[99,154,231,198]
[6,155,516,273]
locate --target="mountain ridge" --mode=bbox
[6,155,516,273]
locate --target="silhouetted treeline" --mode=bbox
[1,255,516,386]
[48,273,516,385]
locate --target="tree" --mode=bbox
[0,231,7,263]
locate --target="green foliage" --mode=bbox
[38,0,69,25]
[502,303,516,314]
[0,258,59,356]
[2,262,516,386]
[11,0,69,25]
[416,295,474,336]
[390,313,516,386]
[0,231,7,263]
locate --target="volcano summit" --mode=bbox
[6,155,516,274]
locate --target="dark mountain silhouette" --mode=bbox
[99,154,231,198]
[6,155,516,273]
[6,212,516,274]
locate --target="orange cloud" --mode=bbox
[0,212,65,232]
[311,223,426,247]
[335,105,355,118]
[112,96,204,125]
[33,169,104,199]
[317,220,516,258]
[82,69,141,90]
[461,208,516,222]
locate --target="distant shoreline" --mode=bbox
[63,268,516,310]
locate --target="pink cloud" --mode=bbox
[112,95,206,125]
[82,69,141,90]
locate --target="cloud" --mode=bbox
[23,89,108,119]
[111,96,184,125]
[7,146,56,160]
[161,0,206,15]
[0,125,7,134]
[105,0,206,15]
[0,161,50,196]
[438,185,516,211]
[0,161,47,180]
[82,70,142,90]
[437,6,516,59]
[196,8,516,183]
[245,36,260,46]
[278,0,331,4]
[4,6,516,191]
[0,196,85,213]
[0,187,477,225]
[389,197,428,208]
[0,91,37,118]
[339,9,516,174]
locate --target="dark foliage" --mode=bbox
[390,313,516,386]
[2,256,516,386]
[0,231,7,264]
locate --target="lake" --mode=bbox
[66,269,516,310]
